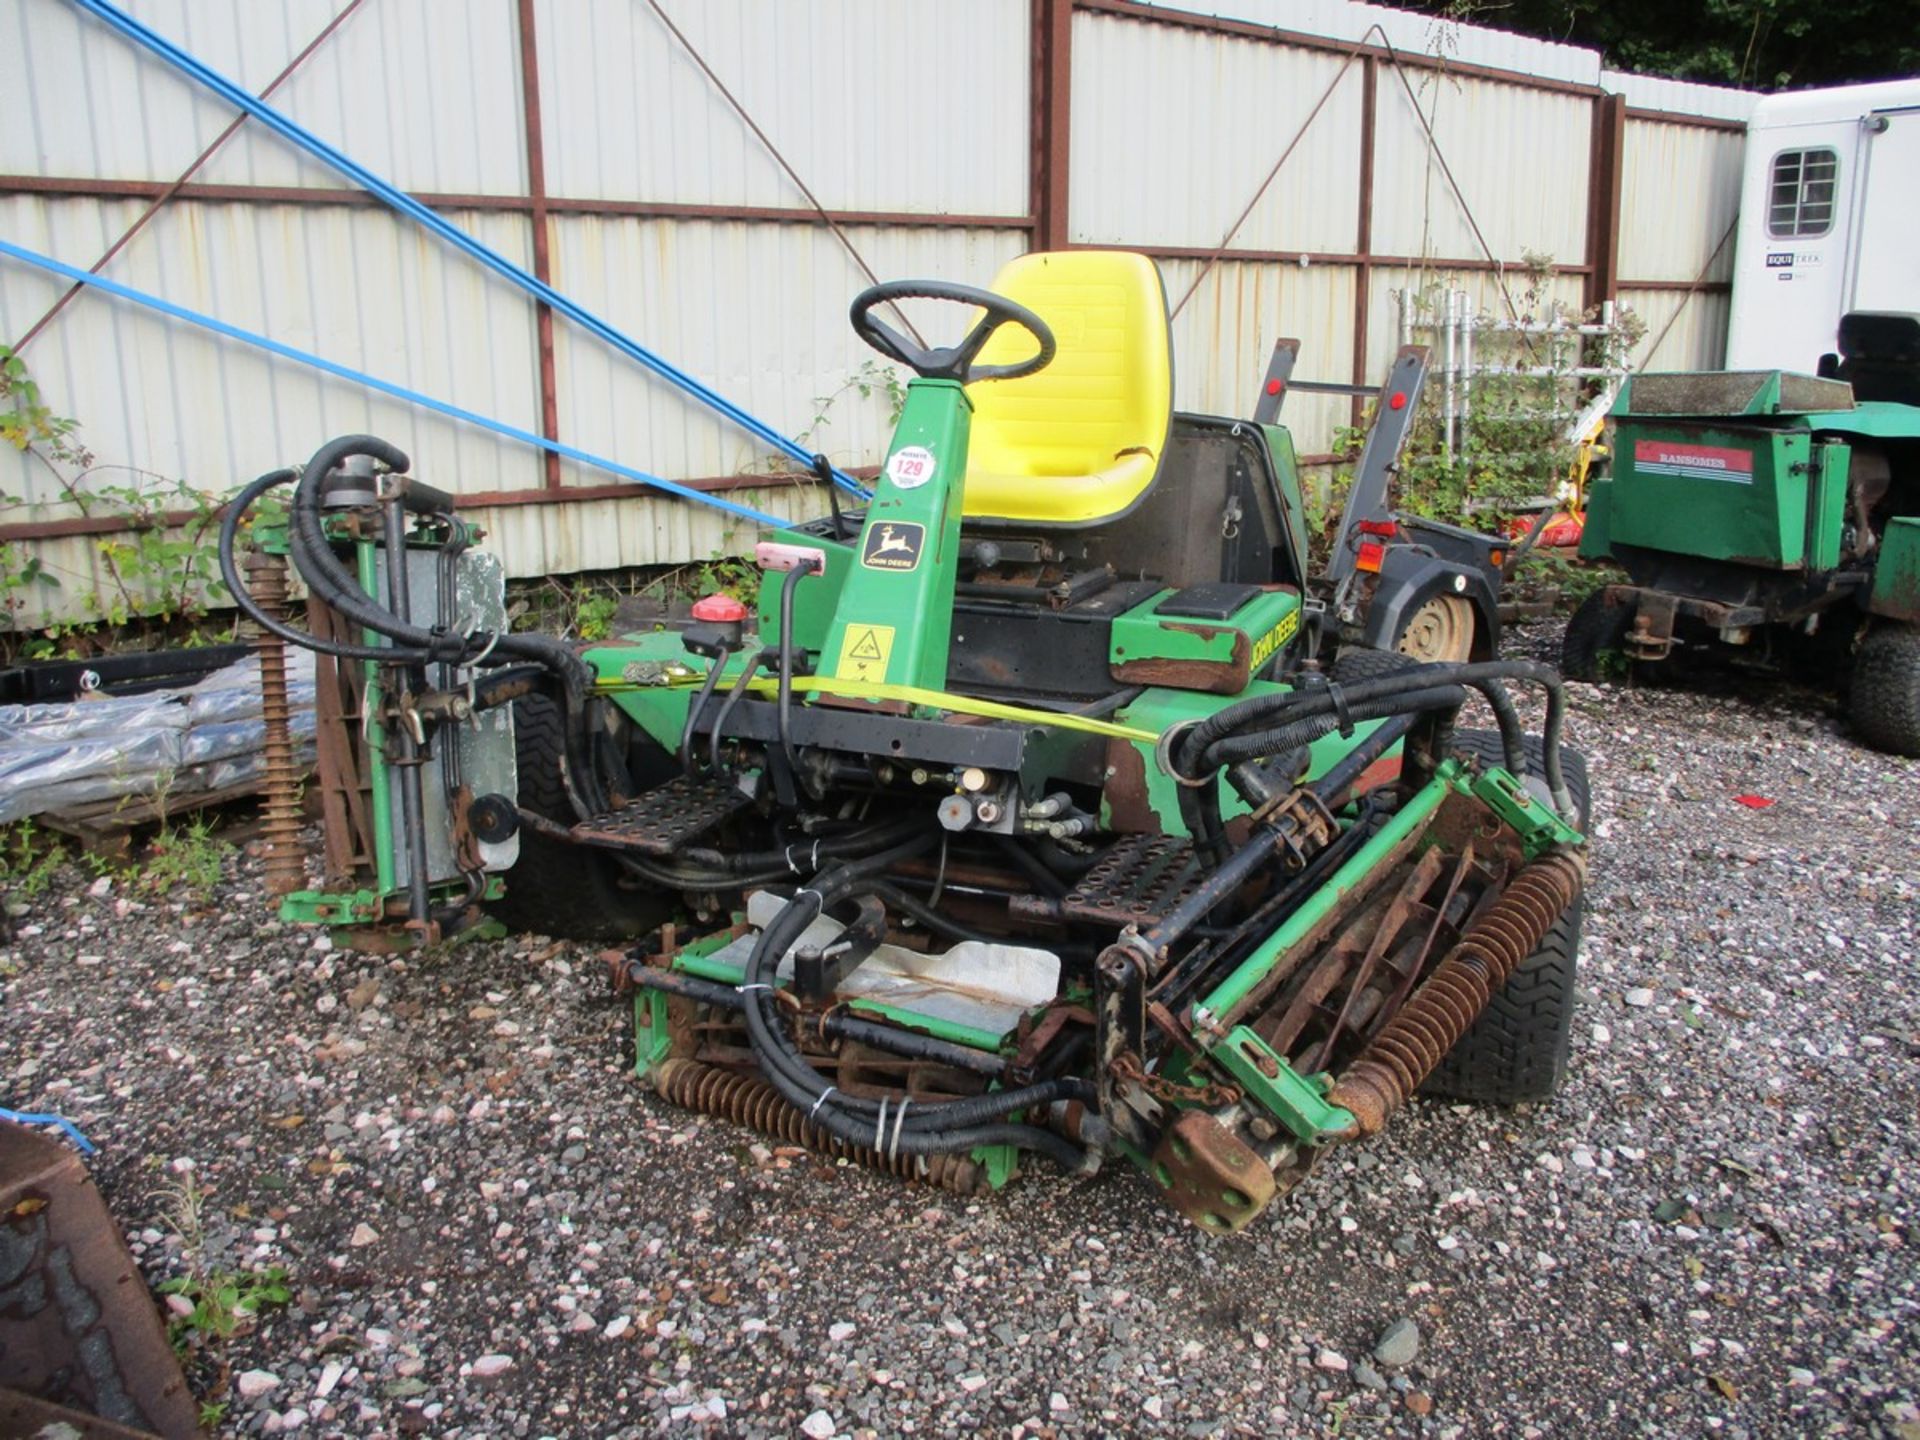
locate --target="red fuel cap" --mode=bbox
[691,593,749,623]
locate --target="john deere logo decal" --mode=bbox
[861,521,925,572]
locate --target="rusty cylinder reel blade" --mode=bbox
[1327,850,1585,1134]
[246,546,307,898]
[650,1057,988,1197]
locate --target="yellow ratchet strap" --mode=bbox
[598,672,1156,744]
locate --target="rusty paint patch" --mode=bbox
[1112,631,1253,696]
[1102,736,1160,835]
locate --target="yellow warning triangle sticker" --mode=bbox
[848,629,885,661]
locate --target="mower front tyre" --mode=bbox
[488,693,674,942]
[1849,623,1920,757]
[1420,728,1589,1106]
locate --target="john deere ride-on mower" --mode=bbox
[236,251,1589,1233]
[1567,310,1920,756]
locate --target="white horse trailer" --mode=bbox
[1725,78,1920,371]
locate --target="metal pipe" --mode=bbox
[1459,294,1474,460]
[1311,710,1419,806]
[1194,773,1453,1029]
[380,494,432,929]
[1441,289,1459,462]
[776,558,822,778]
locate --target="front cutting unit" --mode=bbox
[238,251,1591,1233]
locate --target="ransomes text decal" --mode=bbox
[1250,609,1301,669]
[1633,439,1755,484]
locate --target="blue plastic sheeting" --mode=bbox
[70,0,869,501]
[0,1108,97,1155]
[0,239,793,529]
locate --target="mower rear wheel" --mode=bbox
[1849,623,1920,757]
[1394,594,1477,664]
[1420,728,1590,1106]
[1560,589,1633,682]
[488,693,675,941]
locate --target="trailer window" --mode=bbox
[1767,148,1838,238]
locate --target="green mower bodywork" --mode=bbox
[268,253,1590,1235]
[542,256,1589,1232]
[1571,311,1920,755]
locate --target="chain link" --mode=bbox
[1111,1052,1241,1109]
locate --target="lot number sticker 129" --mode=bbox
[886,446,937,489]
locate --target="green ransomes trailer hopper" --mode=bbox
[237,251,1590,1234]
[1567,310,1920,755]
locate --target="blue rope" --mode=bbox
[0,1106,97,1155]
[68,0,869,502]
[0,239,791,528]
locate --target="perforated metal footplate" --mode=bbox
[1012,833,1206,928]
[571,775,753,856]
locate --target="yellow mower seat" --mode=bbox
[962,250,1174,527]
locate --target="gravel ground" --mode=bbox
[3,620,1917,1440]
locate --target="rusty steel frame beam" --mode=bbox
[1585,92,1628,310]
[514,0,563,491]
[0,175,1031,230]
[1350,55,1377,427]
[1624,106,1746,133]
[1029,0,1073,251]
[1125,242,1592,275]
[1617,277,1733,292]
[0,466,877,544]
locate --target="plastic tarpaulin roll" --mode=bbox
[0,652,315,825]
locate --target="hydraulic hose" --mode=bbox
[286,435,610,819]
[679,647,732,774]
[775,558,822,779]
[1174,660,1575,820]
[522,808,929,892]
[680,814,928,876]
[218,468,423,663]
[708,648,775,775]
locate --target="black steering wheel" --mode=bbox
[849,280,1057,384]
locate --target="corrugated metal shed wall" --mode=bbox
[1616,116,1745,372]
[534,0,1031,215]
[1067,16,1365,253]
[3,0,1755,627]
[1368,70,1593,263]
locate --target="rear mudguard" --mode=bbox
[1359,547,1501,658]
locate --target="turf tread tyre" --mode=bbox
[1329,646,1425,685]
[488,694,672,941]
[1420,728,1590,1106]
[1560,590,1632,682]
[1849,624,1920,758]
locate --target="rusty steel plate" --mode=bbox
[0,1122,200,1438]
[1011,833,1205,929]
